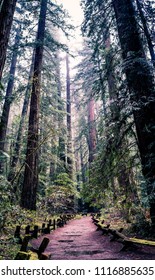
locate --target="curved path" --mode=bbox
[31,216,155,260]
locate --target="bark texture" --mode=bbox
[136,0,155,66]
[57,53,65,166]
[8,50,35,184]
[20,0,48,210]
[0,28,20,174]
[66,54,73,177]
[0,0,17,81]
[88,98,96,164]
[112,0,155,226]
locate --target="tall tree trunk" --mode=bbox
[20,0,47,210]
[66,54,73,177]
[80,143,86,185]
[96,52,107,117]
[112,0,155,227]
[57,53,66,167]
[105,37,119,118]
[66,54,75,210]
[0,0,17,82]
[8,50,35,185]
[88,97,96,164]
[0,28,20,174]
[136,0,155,66]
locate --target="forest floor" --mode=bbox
[30,216,155,260]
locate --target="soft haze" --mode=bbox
[60,0,83,26]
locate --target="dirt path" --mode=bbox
[31,216,155,260]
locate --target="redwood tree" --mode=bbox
[57,53,66,169]
[8,50,35,185]
[112,0,155,226]
[135,0,155,66]
[20,0,48,210]
[66,54,73,177]
[0,0,17,82]
[0,27,21,174]
[88,97,96,164]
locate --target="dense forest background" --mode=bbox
[0,0,155,237]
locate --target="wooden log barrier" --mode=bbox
[14,226,22,244]
[92,216,155,251]
[53,219,56,230]
[31,225,39,239]
[93,218,110,234]
[101,224,110,235]
[92,217,99,224]
[95,220,105,230]
[38,237,50,258]
[40,252,52,260]
[41,223,46,234]
[14,214,71,248]
[15,237,50,260]
[25,225,30,235]
[20,235,31,252]
[109,229,130,242]
[32,237,50,259]
[121,237,155,251]
[109,228,124,241]
[62,215,67,224]
[43,224,51,234]
[57,218,63,228]
[108,228,155,251]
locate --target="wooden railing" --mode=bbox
[14,214,75,260]
[92,214,155,251]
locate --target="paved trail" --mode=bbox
[31,216,155,260]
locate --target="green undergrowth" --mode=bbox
[0,238,20,260]
[99,207,153,239]
[0,206,77,260]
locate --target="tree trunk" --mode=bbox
[136,0,155,66]
[66,54,73,177]
[112,0,155,226]
[0,28,20,174]
[20,0,47,210]
[50,52,66,176]
[0,0,17,81]
[105,37,120,125]
[80,144,86,185]
[57,53,66,166]
[8,50,35,185]
[88,97,96,164]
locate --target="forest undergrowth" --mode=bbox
[0,206,59,260]
[0,207,153,260]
